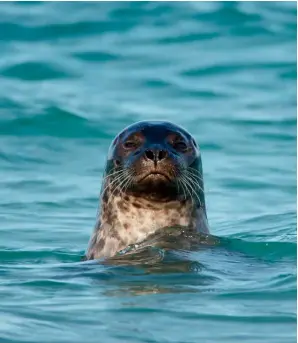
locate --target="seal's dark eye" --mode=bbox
[123,141,137,149]
[173,141,188,152]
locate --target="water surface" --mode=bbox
[0,2,296,343]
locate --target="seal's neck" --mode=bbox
[87,191,209,260]
[99,193,208,245]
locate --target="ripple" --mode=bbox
[1,61,75,81]
[0,19,135,42]
[224,238,297,261]
[0,106,109,138]
[181,61,295,78]
[72,51,120,62]
[0,249,81,264]
[158,32,220,44]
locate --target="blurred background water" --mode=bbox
[0,1,296,343]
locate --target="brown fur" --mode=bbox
[86,184,209,260]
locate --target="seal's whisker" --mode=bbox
[186,171,204,184]
[105,173,132,208]
[95,172,126,223]
[118,170,133,195]
[185,171,205,195]
[102,169,128,183]
[180,175,195,208]
[109,168,128,175]
[189,183,203,208]
[123,175,134,194]
[185,169,205,190]
[100,169,126,183]
[187,167,204,181]
[185,172,204,193]
[104,171,129,197]
[100,171,127,198]
[100,171,130,193]
[111,172,130,194]
[188,166,203,174]
[117,172,132,192]
[176,179,181,199]
[178,178,187,201]
[184,176,197,208]
[181,174,202,208]
[177,174,188,201]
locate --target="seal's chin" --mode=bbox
[129,171,178,200]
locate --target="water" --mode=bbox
[0,1,296,342]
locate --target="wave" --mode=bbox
[0,106,112,138]
[1,61,75,81]
[1,233,295,267]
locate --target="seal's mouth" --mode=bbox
[139,171,171,183]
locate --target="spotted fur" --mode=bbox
[86,185,209,259]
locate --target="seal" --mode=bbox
[85,121,209,260]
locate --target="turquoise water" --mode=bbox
[0,1,296,342]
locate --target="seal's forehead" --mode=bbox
[117,121,192,140]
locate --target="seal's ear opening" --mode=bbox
[114,159,121,167]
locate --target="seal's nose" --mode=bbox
[144,149,168,162]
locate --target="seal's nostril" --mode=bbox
[145,150,155,161]
[145,149,167,161]
[158,150,167,160]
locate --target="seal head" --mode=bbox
[86,121,209,260]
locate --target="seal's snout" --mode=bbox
[144,149,168,164]
[139,145,175,184]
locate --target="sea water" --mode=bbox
[0,2,296,342]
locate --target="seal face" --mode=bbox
[85,121,209,260]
